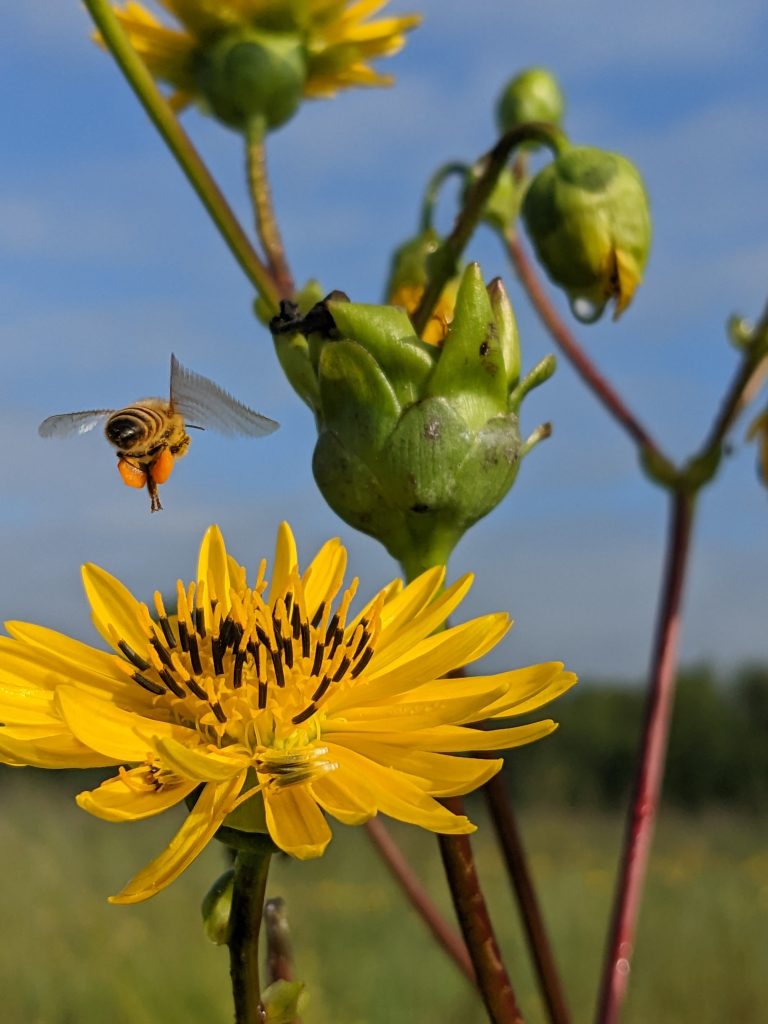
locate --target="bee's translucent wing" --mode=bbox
[38,410,113,439]
[169,354,279,438]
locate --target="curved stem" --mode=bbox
[412,123,566,337]
[505,231,667,464]
[594,490,696,1024]
[246,121,295,299]
[420,162,471,232]
[439,797,524,1024]
[229,848,273,1024]
[83,0,280,314]
[365,818,476,984]
[484,774,571,1024]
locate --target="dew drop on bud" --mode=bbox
[569,295,606,324]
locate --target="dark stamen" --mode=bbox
[255,625,271,650]
[212,638,224,676]
[271,650,285,687]
[325,613,340,644]
[300,621,310,659]
[195,606,206,639]
[211,701,227,724]
[311,641,324,677]
[351,647,374,678]
[311,674,333,702]
[284,591,294,617]
[186,677,208,701]
[333,656,351,682]
[178,621,190,653]
[132,672,165,696]
[311,602,325,629]
[151,637,174,669]
[291,602,301,640]
[292,703,317,725]
[282,636,294,669]
[158,615,177,649]
[159,669,186,698]
[329,627,345,657]
[354,627,370,659]
[233,650,245,688]
[258,680,268,709]
[188,633,203,676]
[118,640,150,672]
[230,622,244,651]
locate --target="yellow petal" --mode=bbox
[357,720,558,752]
[328,614,510,710]
[197,525,232,615]
[371,565,443,636]
[0,678,57,724]
[0,630,130,699]
[310,769,376,825]
[109,775,245,904]
[331,745,475,834]
[302,538,345,617]
[152,734,248,781]
[0,729,118,768]
[77,770,197,822]
[333,738,502,797]
[264,785,332,859]
[270,522,298,601]
[326,684,507,733]
[56,686,195,762]
[481,667,577,720]
[81,563,147,654]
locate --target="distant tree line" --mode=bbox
[503,663,768,811]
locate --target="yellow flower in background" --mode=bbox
[107,0,421,118]
[0,524,574,903]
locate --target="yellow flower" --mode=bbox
[389,278,460,346]
[0,524,574,903]
[108,0,421,113]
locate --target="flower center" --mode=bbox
[114,571,380,771]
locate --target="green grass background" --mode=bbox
[1,771,766,1024]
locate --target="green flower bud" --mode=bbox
[522,145,651,322]
[201,869,234,945]
[462,166,521,234]
[196,30,307,131]
[262,980,307,1024]
[496,68,565,137]
[274,264,553,576]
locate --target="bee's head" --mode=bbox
[105,415,145,451]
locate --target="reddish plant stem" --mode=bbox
[484,774,571,1024]
[594,489,696,1024]
[505,233,665,462]
[264,897,295,984]
[439,797,525,1024]
[365,818,476,984]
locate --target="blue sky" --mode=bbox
[1,0,767,680]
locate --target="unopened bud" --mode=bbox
[496,68,565,138]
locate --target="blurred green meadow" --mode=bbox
[2,767,766,1024]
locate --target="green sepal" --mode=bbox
[488,277,521,389]
[317,340,401,455]
[425,263,508,430]
[312,429,394,541]
[274,332,320,411]
[219,774,267,833]
[509,355,557,413]
[201,869,234,945]
[262,980,308,1024]
[387,228,440,293]
[327,300,418,353]
[455,414,522,520]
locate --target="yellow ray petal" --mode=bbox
[77,771,197,822]
[0,631,131,702]
[355,720,559,752]
[110,775,245,904]
[333,738,502,797]
[331,745,475,833]
[81,563,147,654]
[326,683,507,733]
[370,565,443,636]
[5,623,126,684]
[0,729,119,768]
[197,525,232,615]
[328,614,511,710]
[375,573,473,663]
[56,685,194,762]
[152,734,248,781]
[0,678,57,723]
[480,667,577,721]
[310,769,376,824]
[302,538,345,617]
[270,522,298,601]
[264,785,332,858]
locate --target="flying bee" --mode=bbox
[38,354,279,512]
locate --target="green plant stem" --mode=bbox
[365,817,476,984]
[246,121,295,299]
[412,123,567,337]
[420,162,471,232]
[83,0,280,314]
[229,848,272,1024]
[439,798,524,1024]
[483,774,571,1024]
[594,489,696,1024]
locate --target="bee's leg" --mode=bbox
[147,474,163,513]
[117,457,147,489]
[150,448,175,484]
[169,433,191,461]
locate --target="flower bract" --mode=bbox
[0,524,574,902]
[107,0,421,124]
